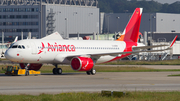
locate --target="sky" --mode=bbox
[146,0,180,4]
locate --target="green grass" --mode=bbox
[0,92,180,101]
[38,65,180,73]
[94,66,180,72]
[103,59,180,65]
[168,74,180,76]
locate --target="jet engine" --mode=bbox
[71,57,94,71]
[19,63,43,71]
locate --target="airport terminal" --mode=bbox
[0,0,99,39]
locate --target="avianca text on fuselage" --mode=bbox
[47,43,75,52]
[38,42,76,54]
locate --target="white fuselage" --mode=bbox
[5,39,129,64]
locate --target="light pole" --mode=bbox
[115,17,120,40]
[116,16,120,32]
[40,0,42,38]
[107,15,110,40]
[2,32,4,44]
[152,15,156,40]
[149,14,153,39]
[65,18,68,39]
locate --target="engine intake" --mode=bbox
[71,57,94,71]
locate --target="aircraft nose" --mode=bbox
[5,50,10,59]
[4,49,13,60]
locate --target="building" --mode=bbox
[0,0,99,40]
[128,0,180,4]
[102,12,180,42]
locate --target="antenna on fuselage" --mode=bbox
[28,32,31,39]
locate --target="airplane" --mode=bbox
[5,8,177,75]
[0,43,8,58]
[0,36,18,59]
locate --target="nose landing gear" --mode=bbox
[25,63,30,76]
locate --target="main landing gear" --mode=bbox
[52,64,96,75]
[53,64,62,75]
[86,68,96,75]
[24,63,30,76]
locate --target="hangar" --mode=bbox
[102,12,180,42]
[0,0,99,39]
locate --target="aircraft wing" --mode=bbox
[132,45,168,50]
[64,36,177,60]
[133,36,177,50]
[41,32,64,40]
[90,36,178,56]
[90,46,171,56]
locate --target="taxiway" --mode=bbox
[0,71,180,95]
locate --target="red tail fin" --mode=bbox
[116,8,143,42]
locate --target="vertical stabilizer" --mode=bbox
[116,8,143,42]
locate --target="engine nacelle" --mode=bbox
[19,63,42,71]
[71,57,94,71]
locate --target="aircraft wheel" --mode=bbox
[25,71,29,76]
[86,71,91,75]
[57,68,62,75]
[53,68,58,75]
[91,68,96,75]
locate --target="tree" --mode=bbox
[98,0,180,13]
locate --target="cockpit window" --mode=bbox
[9,43,14,48]
[12,45,18,48]
[11,45,25,49]
[18,45,22,49]
[22,45,25,49]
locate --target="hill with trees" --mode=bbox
[98,0,180,13]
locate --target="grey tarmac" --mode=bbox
[96,65,180,69]
[0,71,180,95]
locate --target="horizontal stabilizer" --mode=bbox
[41,32,63,40]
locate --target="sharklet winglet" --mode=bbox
[170,35,178,48]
